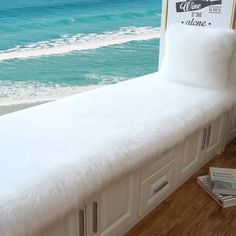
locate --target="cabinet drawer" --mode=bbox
[140,159,178,214]
[141,145,181,180]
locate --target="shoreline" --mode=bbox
[0,101,49,116]
[0,84,106,116]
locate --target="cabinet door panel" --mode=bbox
[87,172,140,236]
[231,106,236,130]
[201,116,224,163]
[208,119,221,148]
[180,131,201,181]
[228,106,236,142]
[37,210,82,236]
[38,219,67,236]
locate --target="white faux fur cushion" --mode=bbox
[0,73,236,236]
[159,24,235,89]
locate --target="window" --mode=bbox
[0,0,162,114]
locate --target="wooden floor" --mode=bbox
[125,139,236,236]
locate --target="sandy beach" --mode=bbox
[0,85,106,116]
[0,101,49,116]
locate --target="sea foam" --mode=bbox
[0,80,105,106]
[0,26,160,61]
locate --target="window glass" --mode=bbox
[0,0,162,114]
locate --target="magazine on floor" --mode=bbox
[209,167,236,195]
[197,175,236,208]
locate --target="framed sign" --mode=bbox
[167,0,236,28]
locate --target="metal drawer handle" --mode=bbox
[92,201,98,233]
[201,128,208,150]
[153,180,168,194]
[206,125,212,147]
[79,209,85,236]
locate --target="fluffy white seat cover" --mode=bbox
[0,73,236,236]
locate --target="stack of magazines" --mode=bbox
[197,167,236,208]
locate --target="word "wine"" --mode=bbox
[176,0,222,13]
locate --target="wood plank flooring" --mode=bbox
[125,139,236,236]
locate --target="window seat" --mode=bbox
[0,72,236,236]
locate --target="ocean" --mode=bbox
[0,0,162,109]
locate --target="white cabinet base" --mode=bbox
[37,112,233,236]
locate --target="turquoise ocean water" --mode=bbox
[0,0,162,105]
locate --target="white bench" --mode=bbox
[0,73,236,236]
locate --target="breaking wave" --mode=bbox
[0,26,160,61]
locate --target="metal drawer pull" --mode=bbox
[153,180,168,193]
[201,128,208,150]
[206,125,212,147]
[92,201,98,233]
[79,209,85,236]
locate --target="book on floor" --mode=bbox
[209,167,236,196]
[197,175,236,208]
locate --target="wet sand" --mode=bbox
[0,101,49,116]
